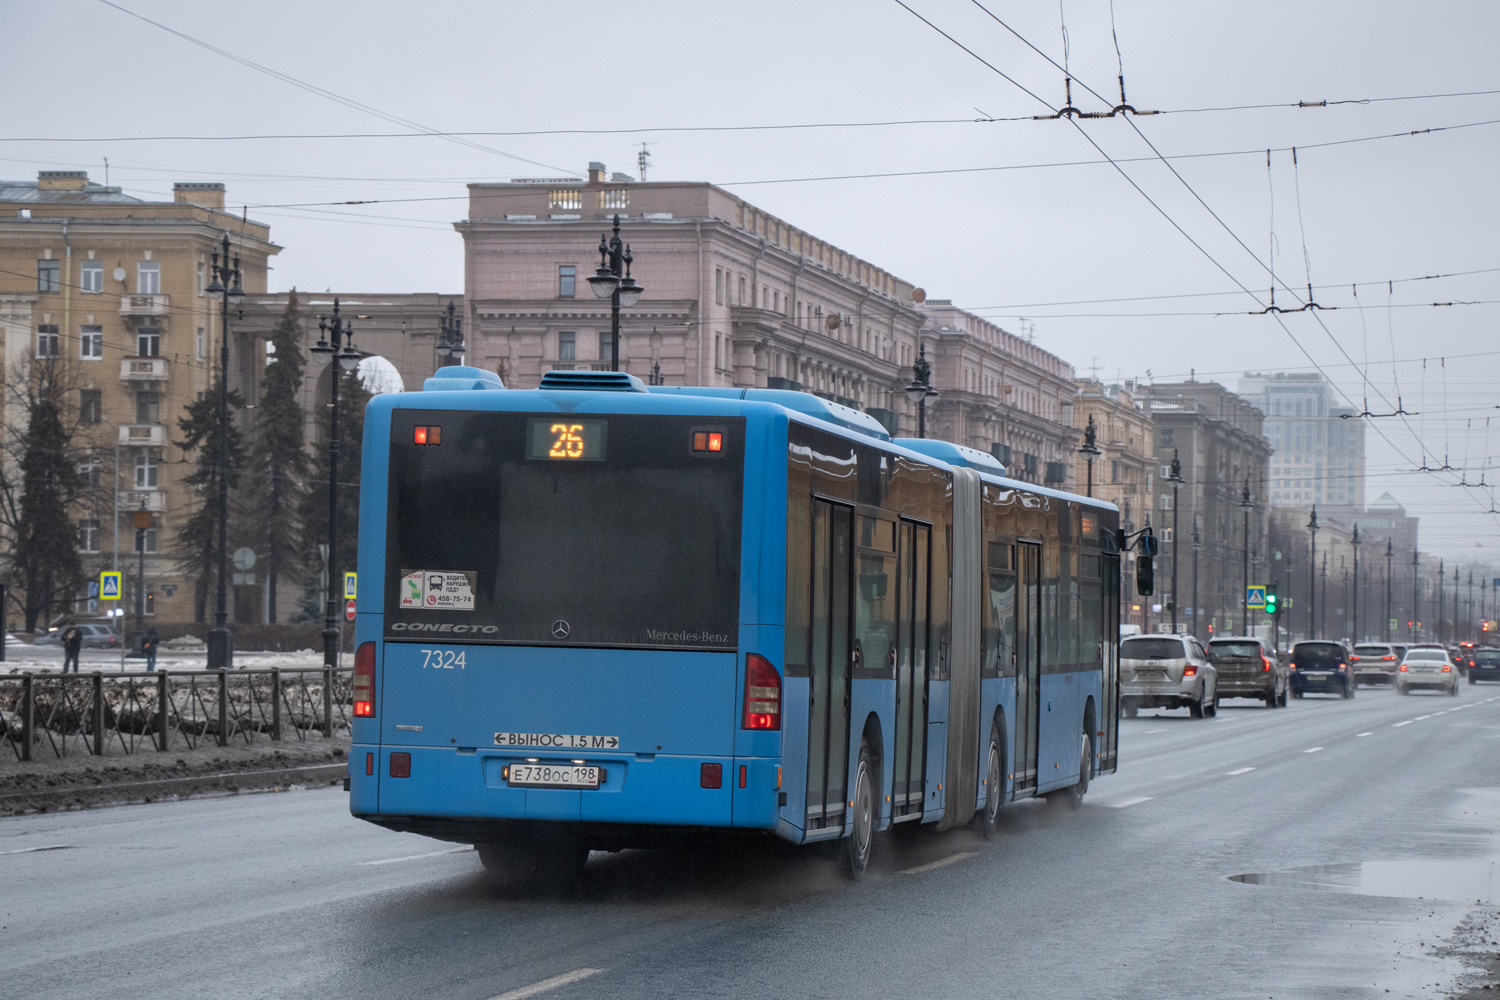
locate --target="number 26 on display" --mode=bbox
[421,649,465,670]
[549,423,585,459]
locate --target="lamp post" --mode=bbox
[1385,539,1393,642]
[1351,525,1361,642]
[586,214,644,372]
[1468,569,1476,642]
[1438,559,1446,643]
[434,300,465,371]
[1320,552,1328,639]
[1078,415,1102,498]
[1167,450,1184,631]
[904,343,938,438]
[310,299,361,671]
[1307,505,1319,640]
[203,232,244,669]
[1191,515,1201,641]
[1411,549,1419,641]
[1239,480,1254,634]
[127,497,151,656]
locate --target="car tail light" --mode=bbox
[1442,664,1452,672]
[742,653,781,730]
[353,642,376,718]
[1261,656,1272,672]
[1289,663,1298,671]
[1183,664,1197,677]
[1337,662,1347,671]
[1399,664,1408,671]
[1383,655,1396,661]
[700,763,722,788]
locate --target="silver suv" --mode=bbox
[1120,634,1217,718]
[1350,643,1401,686]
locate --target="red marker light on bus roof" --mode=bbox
[708,432,722,452]
[414,426,427,445]
[692,430,725,453]
[413,426,441,446]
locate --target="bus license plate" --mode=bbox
[506,764,601,789]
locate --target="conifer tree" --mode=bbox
[246,293,308,622]
[174,380,246,622]
[299,365,372,617]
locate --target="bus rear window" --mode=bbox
[384,411,744,650]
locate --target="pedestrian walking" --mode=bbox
[61,623,83,673]
[142,625,159,672]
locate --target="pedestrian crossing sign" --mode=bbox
[99,571,122,600]
[344,572,357,600]
[1246,585,1266,610]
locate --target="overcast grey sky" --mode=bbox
[4,0,1498,560]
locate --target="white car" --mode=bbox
[1396,647,1459,696]
[1120,634,1218,718]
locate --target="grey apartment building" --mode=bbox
[1238,372,1365,517]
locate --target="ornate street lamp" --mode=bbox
[1191,515,1202,640]
[586,215,644,372]
[1239,480,1254,635]
[203,232,244,669]
[311,299,360,671]
[1078,415,1102,498]
[1307,505,1320,639]
[903,343,938,438]
[1351,525,1361,642]
[434,300,465,370]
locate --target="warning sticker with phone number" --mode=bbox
[398,570,476,611]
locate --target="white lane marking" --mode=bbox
[486,969,604,1000]
[0,844,70,856]
[1145,729,1167,734]
[1356,732,1373,737]
[1415,715,1433,721]
[358,845,474,866]
[1303,747,1325,754]
[900,851,977,875]
[1226,767,1255,775]
[1109,796,1154,808]
[1394,720,1414,727]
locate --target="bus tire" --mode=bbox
[477,837,588,889]
[1048,731,1091,808]
[981,724,1004,840]
[842,740,876,880]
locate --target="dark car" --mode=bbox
[1289,640,1355,698]
[34,623,122,649]
[1207,636,1287,707]
[1469,647,1500,684]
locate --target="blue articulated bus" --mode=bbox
[349,366,1121,880]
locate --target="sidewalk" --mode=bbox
[3,646,335,675]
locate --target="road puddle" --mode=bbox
[1230,860,1498,902]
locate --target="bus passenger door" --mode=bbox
[806,500,853,833]
[892,520,931,821]
[1014,541,1042,794]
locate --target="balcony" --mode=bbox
[123,490,166,512]
[120,357,168,381]
[118,424,166,447]
[119,294,169,317]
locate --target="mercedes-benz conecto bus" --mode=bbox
[348,366,1121,881]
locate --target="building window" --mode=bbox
[81,260,102,293]
[77,454,102,487]
[37,324,59,358]
[37,259,60,293]
[135,391,160,425]
[715,268,724,305]
[77,519,101,554]
[557,331,575,361]
[80,325,103,359]
[1160,429,1174,446]
[80,389,102,424]
[138,527,158,554]
[135,452,158,488]
[714,334,722,370]
[558,265,576,298]
[738,275,745,305]
[196,262,205,297]
[137,328,160,357]
[773,290,779,313]
[137,261,160,295]
[196,327,205,360]
[1111,460,1120,484]
[598,331,614,363]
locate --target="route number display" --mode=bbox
[526,418,606,461]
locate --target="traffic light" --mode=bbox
[1264,591,1278,615]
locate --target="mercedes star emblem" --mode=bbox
[551,619,571,639]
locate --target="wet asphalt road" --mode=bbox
[7,681,1500,1000]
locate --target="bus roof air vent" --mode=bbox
[420,365,505,392]
[539,370,648,392]
[894,438,1007,474]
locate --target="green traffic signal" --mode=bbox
[1264,592,1278,615]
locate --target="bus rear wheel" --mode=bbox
[477,837,589,890]
[842,741,876,880]
[981,727,1004,840]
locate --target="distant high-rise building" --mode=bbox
[1238,372,1364,515]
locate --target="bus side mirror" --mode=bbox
[1136,555,1155,596]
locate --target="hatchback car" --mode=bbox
[1397,647,1459,695]
[1350,643,1402,686]
[1207,636,1286,707]
[1120,634,1217,718]
[1466,647,1500,684]
[1289,640,1355,698]
[34,623,123,649]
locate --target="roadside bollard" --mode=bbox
[323,666,333,739]
[271,667,282,741]
[20,672,33,762]
[92,672,105,756]
[157,670,170,752]
[217,669,228,748]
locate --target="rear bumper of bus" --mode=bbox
[350,744,785,845]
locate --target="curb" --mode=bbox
[0,762,348,814]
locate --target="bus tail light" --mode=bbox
[354,642,376,717]
[742,653,781,730]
